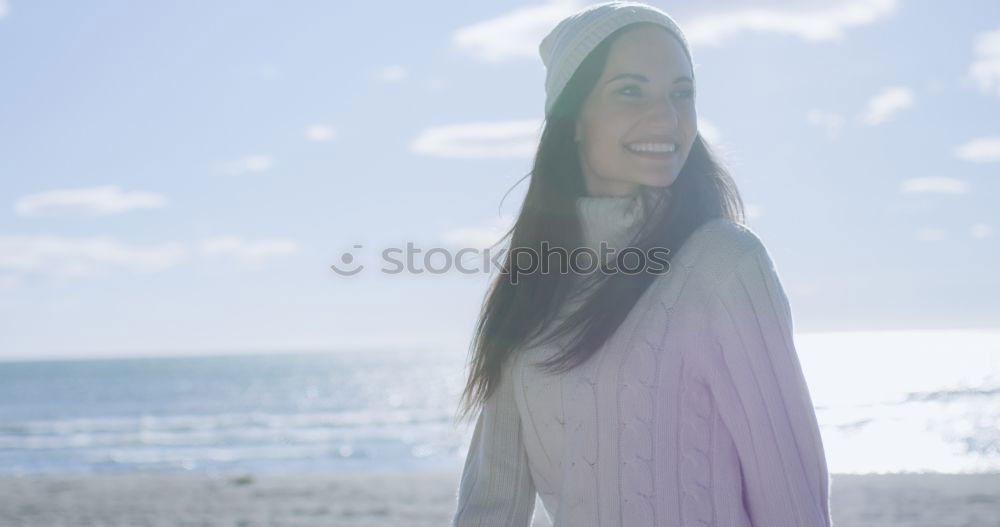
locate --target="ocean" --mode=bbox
[1,329,998,475]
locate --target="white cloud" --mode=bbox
[805,109,845,140]
[225,155,273,175]
[857,86,913,125]
[454,0,900,64]
[409,119,541,159]
[199,236,300,266]
[452,0,584,62]
[913,227,946,242]
[968,27,1000,97]
[680,0,899,46]
[377,65,407,82]
[305,124,337,142]
[0,235,188,279]
[454,0,898,63]
[14,185,167,218]
[953,136,1000,163]
[0,0,7,18]
[899,177,968,195]
[0,233,300,287]
[971,223,992,239]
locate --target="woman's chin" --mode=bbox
[637,174,678,188]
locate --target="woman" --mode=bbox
[451,2,832,526]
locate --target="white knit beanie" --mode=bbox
[539,1,694,117]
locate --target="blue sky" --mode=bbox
[1,0,998,361]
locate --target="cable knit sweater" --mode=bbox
[452,193,832,527]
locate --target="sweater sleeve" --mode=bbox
[451,358,537,527]
[703,243,832,527]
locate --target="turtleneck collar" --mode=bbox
[574,191,652,264]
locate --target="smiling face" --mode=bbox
[574,24,697,196]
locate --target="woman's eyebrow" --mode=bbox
[606,73,694,84]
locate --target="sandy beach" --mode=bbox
[0,472,998,527]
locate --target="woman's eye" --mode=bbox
[617,85,641,97]
[617,85,695,100]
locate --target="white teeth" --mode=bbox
[626,142,676,153]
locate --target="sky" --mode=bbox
[1,0,998,361]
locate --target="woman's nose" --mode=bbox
[647,96,680,128]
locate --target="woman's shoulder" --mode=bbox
[671,217,770,290]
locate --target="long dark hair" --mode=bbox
[454,22,744,425]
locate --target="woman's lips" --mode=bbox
[625,144,676,160]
